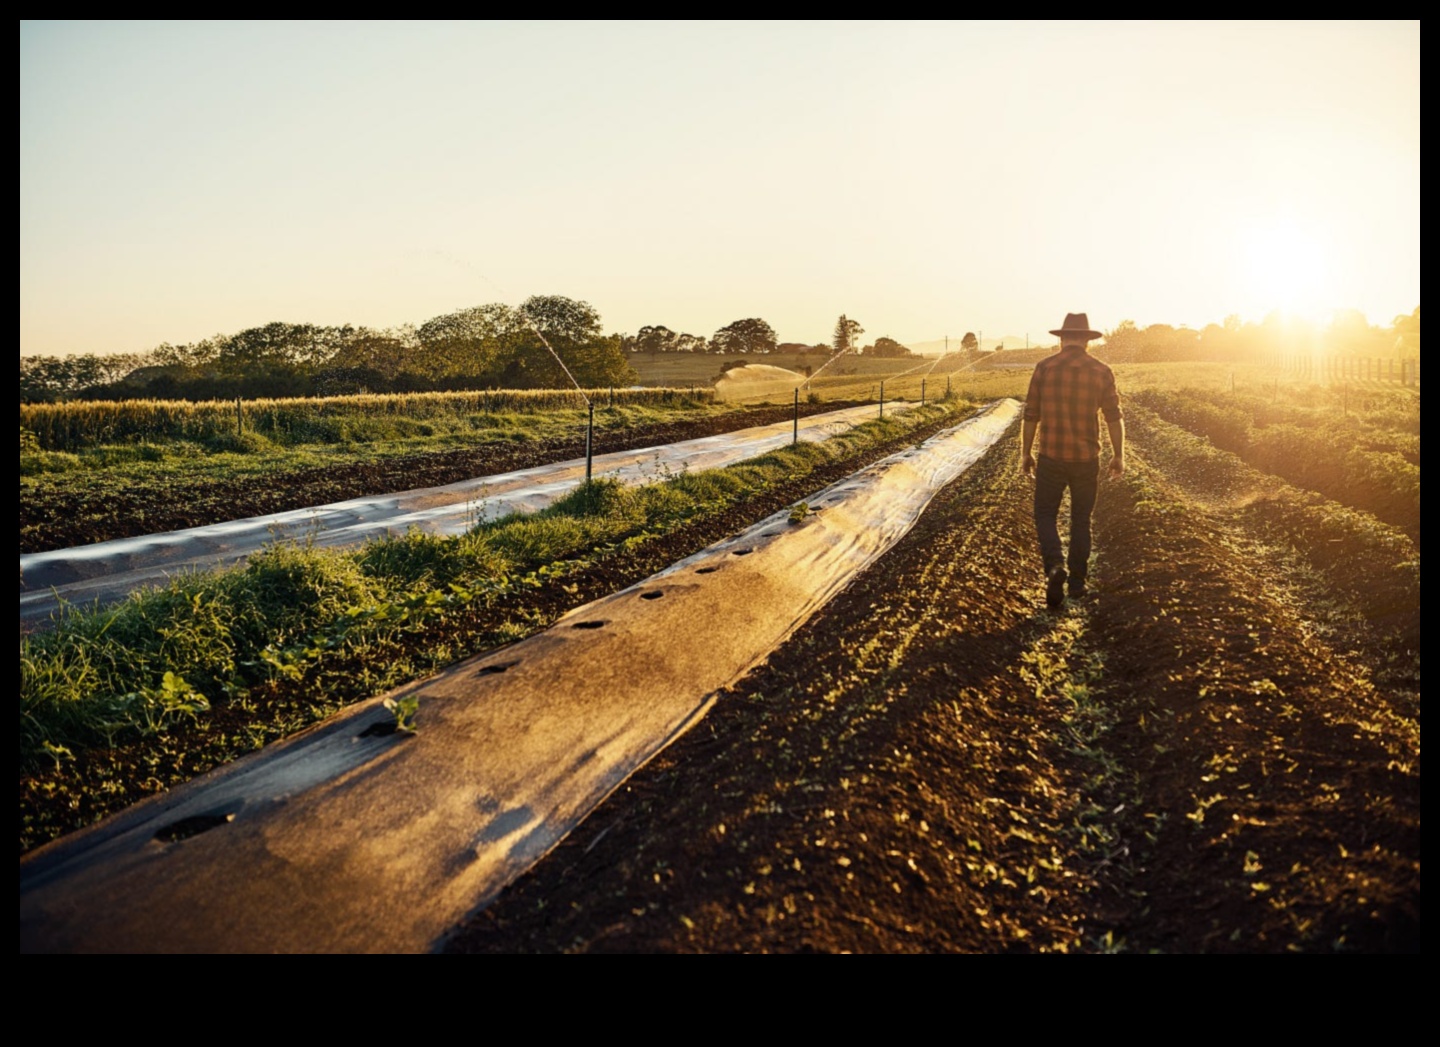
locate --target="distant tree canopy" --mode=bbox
[1097,310,1412,363]
[711,318,777,355]
[832,315,863,356]
[961,332,979,356]
[863,336,914,358]
[1392,306,1420,357]
[634,325,709,355]
[19,295,636,403]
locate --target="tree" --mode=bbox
[711,318,777,355]
[833,315,863,356]
[960,332,979,357]
[325,326,419,384]
[1390,306,1419,359]
[508,295,635,389]
[1100,320,1139,359]
[519,295,604,348]
[864,336,913,358]
[636,325,679,356]
[416,304,523,380]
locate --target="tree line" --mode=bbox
[1097,308,1420,364]
[20,295,641,404]
[20,305,917,403]
[25,302,1413,404]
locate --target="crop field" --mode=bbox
[18,362,1420,952]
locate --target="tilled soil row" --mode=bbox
[20,401,862,554]
[449,413,1420,953]
[448,423,1111,953]
[1078,436,1421,952]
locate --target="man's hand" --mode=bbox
[1107,454,1124,479]
[1022,451,1036,478]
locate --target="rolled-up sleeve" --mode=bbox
[1023,369,1042,422]
[1100,369,1122,423]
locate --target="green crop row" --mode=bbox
[1131,388,1420,533]
[20,385,716,453]
[1123,405,1419,654]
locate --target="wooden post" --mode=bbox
[793,387,799,445]
[879,381,885,419]
[235,397,243,435]
[921,379,926,407]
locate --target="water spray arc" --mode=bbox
[426,252,600,488]
[515,304,596,484]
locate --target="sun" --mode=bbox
[1242,220,1330,320]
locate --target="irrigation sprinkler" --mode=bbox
[586,401,594,482]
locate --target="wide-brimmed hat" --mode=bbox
[1049,313,1102,340]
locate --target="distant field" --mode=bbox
[630,351,991,405]
[629,351,946,385]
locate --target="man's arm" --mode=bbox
[1101,366,1123,477]
[1022,368,1041,477]
[1105,413,1124,478]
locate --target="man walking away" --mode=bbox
[1021,313,1124,610]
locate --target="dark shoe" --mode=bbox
[1068,577,1088,600]
[1046,564,1067,609]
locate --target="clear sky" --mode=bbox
[20,20,1420,357]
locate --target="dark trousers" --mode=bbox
[1034,455,1099,580]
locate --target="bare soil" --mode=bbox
[445,415,1419,953]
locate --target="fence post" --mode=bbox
[235,397,243,435]
[879,381,885,419]
[921,379,926,407]
[793,387,799,446]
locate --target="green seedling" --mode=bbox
[788,502,812,525]
[383,694,420,734]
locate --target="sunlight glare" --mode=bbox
[1242,221,1330,322]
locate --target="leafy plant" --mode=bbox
[383,694,420,734]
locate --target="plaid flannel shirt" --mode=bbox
[1023,347,1122,462]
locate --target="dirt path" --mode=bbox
[448,415,1419,953]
